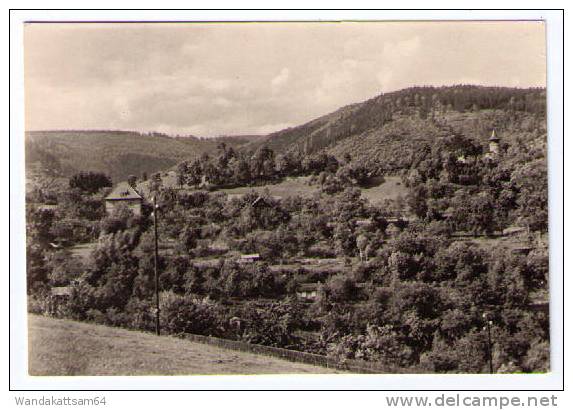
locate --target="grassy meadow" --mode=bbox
[28,315,337,376]
[139,173,407,205]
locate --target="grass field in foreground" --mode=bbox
[28,314,337,376]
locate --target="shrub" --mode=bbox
[159,292,225,336]
[327,324,413,367]
[238,301,303,347]
[523,339,550,373]
[323,274,359,303]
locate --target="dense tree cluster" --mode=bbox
[253,85,546,160]
[69,171,112,194]
[26,86,549,374]
[174,142,361,191]
[314,225,548,372]
[402,132,547,235]
[27,172,548,373]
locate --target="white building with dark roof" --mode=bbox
[488,129,500,155]
[104,182,143,216]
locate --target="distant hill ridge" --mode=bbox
[25,130,262,183]
[239,85,546,176]
[245,85,545,153]
[25,85,546,183]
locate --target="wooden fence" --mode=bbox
[181,333,416,374]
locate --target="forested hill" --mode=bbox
[244,85,546,173]
[25,86,546,184]
[25,130,260,183]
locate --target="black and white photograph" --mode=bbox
[19,18,554,380]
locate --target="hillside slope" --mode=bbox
[245,86,546,173]
[26,86,546,185]
[25,130,258,183]
[325,109,546,174]
[28,314,336,375]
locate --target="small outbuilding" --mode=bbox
[105,182,143,216]
[503,226,528,237]
[238,253,261,263]
[296,283,319,301]
[47,286,74,315]
[511,246,533,255]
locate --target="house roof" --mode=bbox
[356,219,373,227]
[489,129,500,142]
[298,283,319,292]
[240,253,260,259]
[37,204,58,211]
[251,195,274,207]
[105,182,143,201]
[502,226,527,236]
[51,286,73,296]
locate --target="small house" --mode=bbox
[385,216,409,236]
[47,286,74,315]
[503,226,528,237]
[386,223,402,238]
[238,253,260,263]
[51,286,74,297]
[355,219,373,228]
[296,283,319,301]
[251,196,267,208]
[511,246,533,256]
[37,204,58,212]
[105,182,143,216]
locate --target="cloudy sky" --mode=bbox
[24,21,546,136]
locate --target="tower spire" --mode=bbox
[489,128,500,155]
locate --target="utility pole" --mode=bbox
[153,196,160,336]
[483,313,493,374]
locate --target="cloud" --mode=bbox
[342,59,359,70]
[213,96,233,108]
[255,122,294,135]
[24,22,546,136]
[204,78,232,92]
[384,36,421,58]
[377,70,394,90]
[271,68,290,91]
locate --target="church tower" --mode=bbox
[489,129,500,155]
